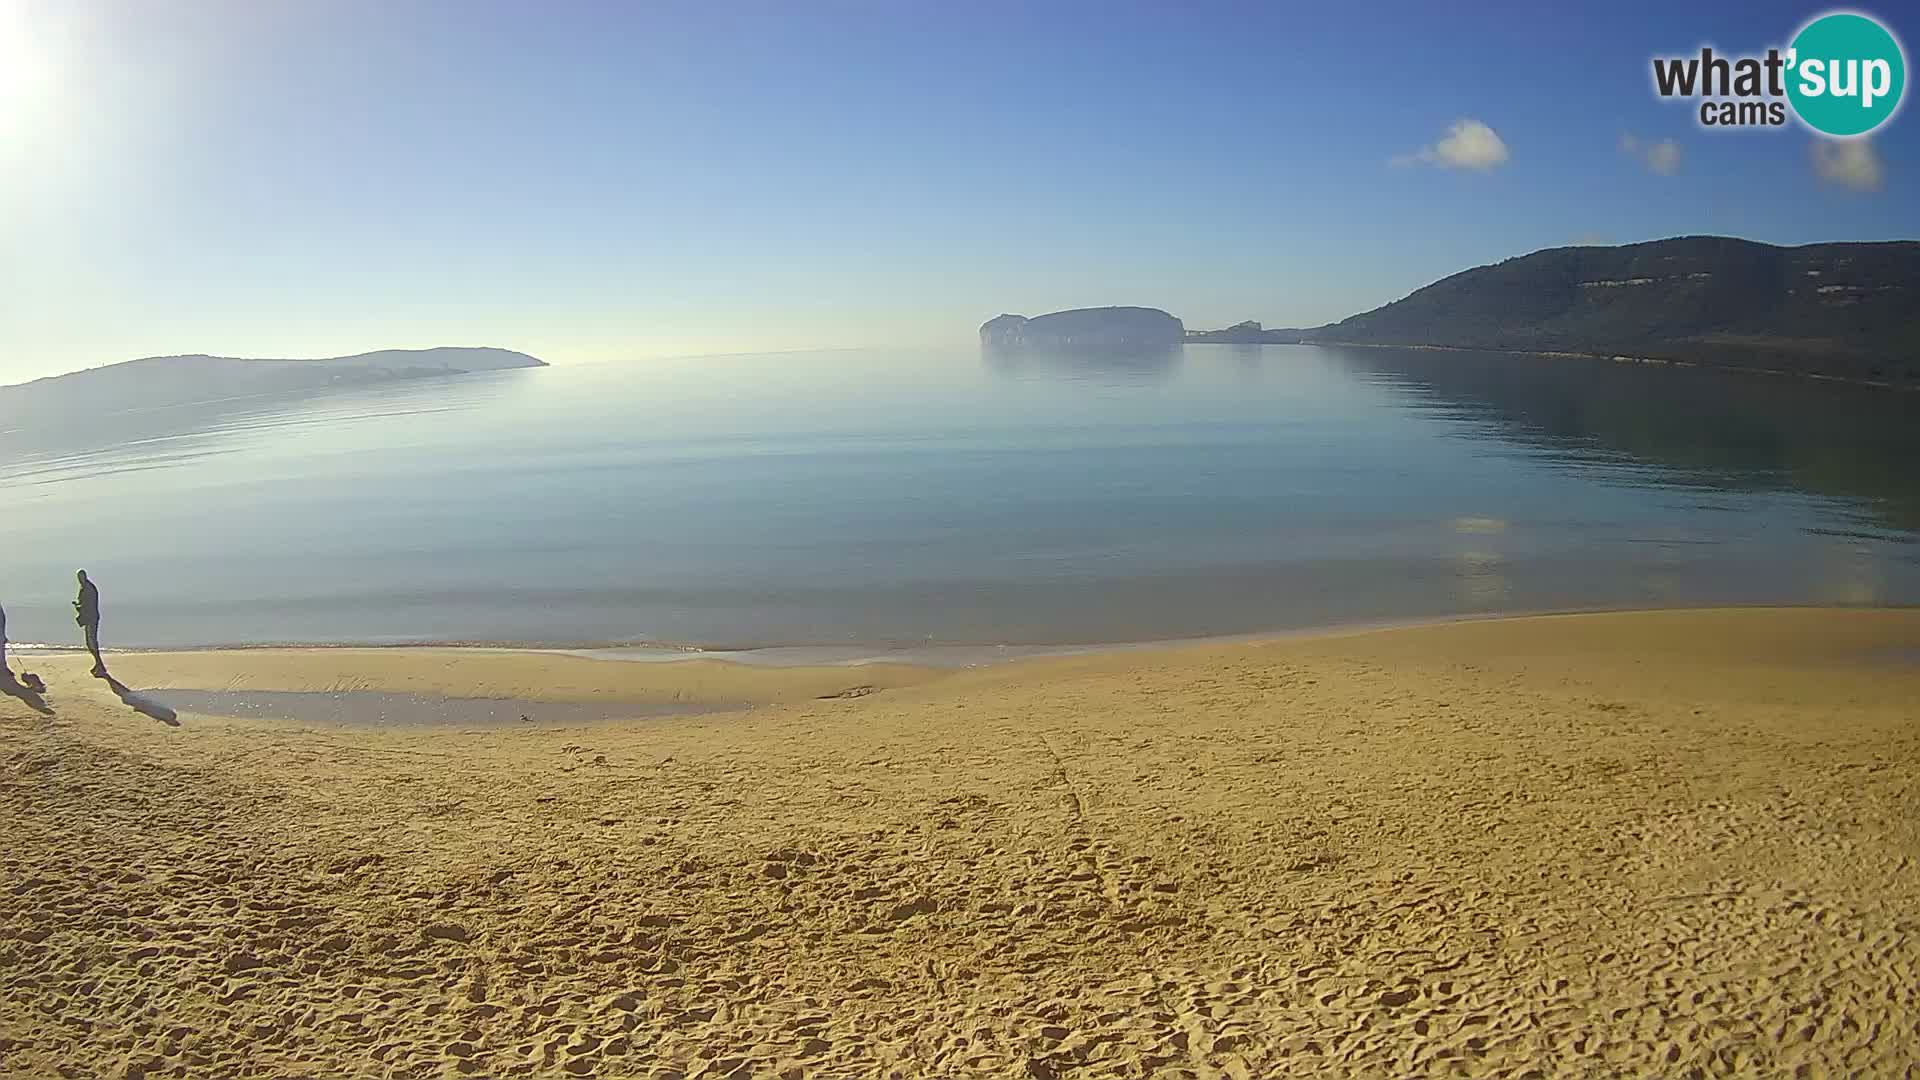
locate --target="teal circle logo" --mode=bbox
[1787,12,1906,136]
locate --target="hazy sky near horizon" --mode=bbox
[1,0,1915,384]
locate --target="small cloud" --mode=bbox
[1644,140,1681,175]
[1812,138,1884,192]
[1619,133,1681,175]
[1393,119,1509,171]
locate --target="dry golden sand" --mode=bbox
[3,608,1919,1079]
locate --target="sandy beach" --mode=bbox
[3,607,1918,1078]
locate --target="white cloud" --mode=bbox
[1644,139,1681,175]
[1618,133,1681,175]
[1812,138,1884,192]
[1394,119,1509,171]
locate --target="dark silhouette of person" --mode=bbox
[0,596,51,714]
[75,570,106,677]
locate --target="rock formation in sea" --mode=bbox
[979,307,1185,348]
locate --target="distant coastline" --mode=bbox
[994,235,1920,391]
[0,346,546,418]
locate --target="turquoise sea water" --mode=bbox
[3,344,1917,650]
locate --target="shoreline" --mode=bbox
[13,601,1918,670]
[16,604,1920,729]
[1304,338,1920,392]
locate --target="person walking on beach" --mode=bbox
[75,570,106,677]
[0,596,9,678]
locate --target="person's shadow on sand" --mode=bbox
[0,671,54,716]
[98,670,180,727]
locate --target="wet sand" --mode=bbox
[139,689,744,728]
[3,607,1918,1078]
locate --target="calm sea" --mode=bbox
[3,345,1917,652]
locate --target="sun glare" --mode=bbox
[0,2,56,138]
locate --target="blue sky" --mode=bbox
[0,0,1913,382]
